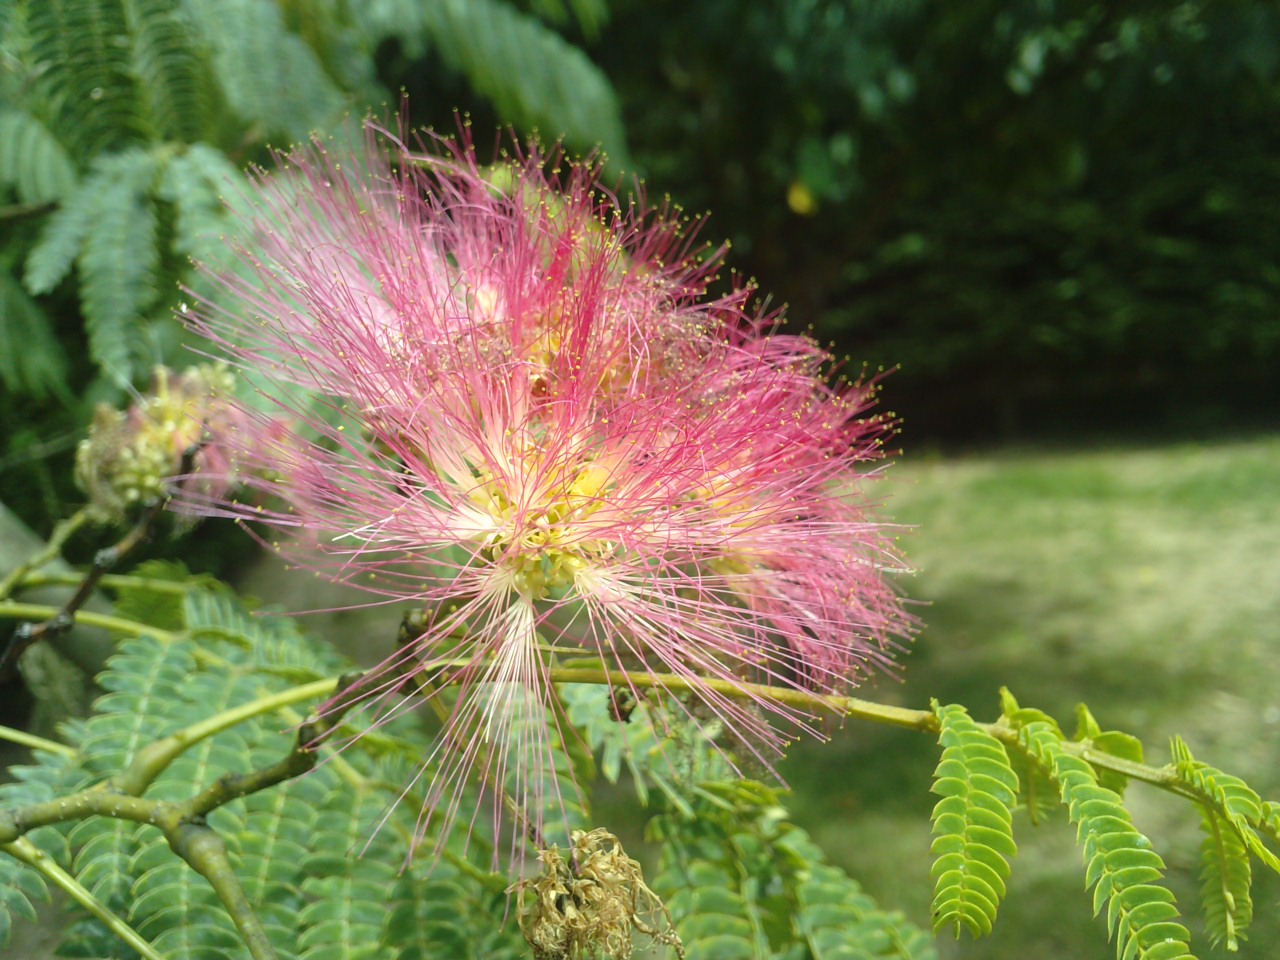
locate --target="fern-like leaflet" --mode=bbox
[0,751,76,947]
[26,0,143,155]
[1171,736,1280,874]
[1016,719,1195,960]
[0,264,69,397]
[0,108,79,204]
[180,0,347,142]
[121,0,212,144]
[785,831,937,960]
[928,701,1018,939]
[653,778,935,960]
[1195,805,1252,951]
[1169,735,1280,951]
[24,148,162,385]
[356,0,630,166]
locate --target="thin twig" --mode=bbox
[0,602,180,643]
[0,499,167,679]
[0,506,92,601]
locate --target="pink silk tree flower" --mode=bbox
[183,124,913,862]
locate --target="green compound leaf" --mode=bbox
[357,0,630,166]
[791,849,937,960]
[653,778,935,960]
[77,148,162,386]
[182,0,347,142]
[999,689,1061,824]
[0,264,70,399]
[1196,806,1252,951]
[25,148,162,385]
[0,108,79,204]
[24,180,96,295]
[929,701,1018,939]
[156,144,247,267]
[297,788,402,960]
[1016,720,1195,960]
[26,0,143,155]
[666,863,763,960]
[0,753,76,950]
[381,863,526,960]
[122,0,213,144]
[1171,736,1280,875]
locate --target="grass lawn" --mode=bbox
[781,434,1280,958]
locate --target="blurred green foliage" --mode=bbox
[0,0,624,531]
[6,0,1279,526]
[597,0,1280,437]
[5,0,1278,479]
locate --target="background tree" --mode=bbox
[595,0,1280,438]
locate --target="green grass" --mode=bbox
[782,435,1280,959]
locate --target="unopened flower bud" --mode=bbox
[75,364,242,523]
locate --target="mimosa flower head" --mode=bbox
[183,123,912,863]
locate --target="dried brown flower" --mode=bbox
[514,828,684,960]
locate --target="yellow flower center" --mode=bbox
[468,457,617,600]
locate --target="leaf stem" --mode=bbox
[1,493,170,678]
[0,601,179,642]
[17,570,196,594]
[541,665,1208,801]
[0,837,168,960]
[0,506,91,601]
[0,723,77,758]
[547,665,936,732]
[116,678,340,796]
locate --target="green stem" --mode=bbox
[17,570,194,595]
[547,665,935,732]
[0,601,179,642]
[0,789,158,837]
[0,724,77,758]
[163,819,278,960]
[1,837,168,960]
[542,665,1204,799]
[117,679,338,796]
[0,507,92,601]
